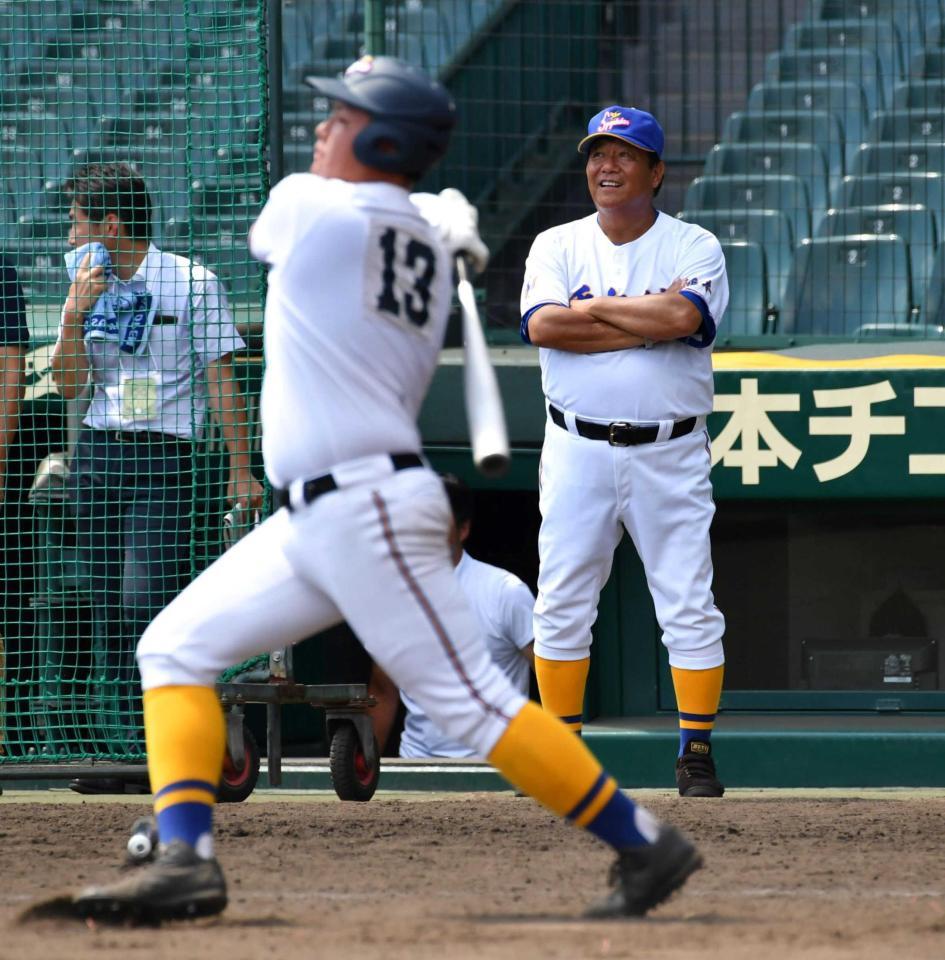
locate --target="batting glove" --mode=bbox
[411,188,490,274]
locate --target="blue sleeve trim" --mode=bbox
[519,301,562,345]
[678,290,717,349]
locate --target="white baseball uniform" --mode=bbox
[520,210,728,670]
[74,245,243,438]
[400,550,534,759]
[136,174,528,758]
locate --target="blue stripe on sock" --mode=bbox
[156,801,213,849]
[585,788,649,849]
[560,713,584,725]
[154,779,218,802]
[679,711,716,723]
[565,771,608,822]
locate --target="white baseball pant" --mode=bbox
[534,415,725,670]
[137,459,527,757]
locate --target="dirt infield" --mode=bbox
[1,790,944,960]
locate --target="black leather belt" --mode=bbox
[99,429,192,447]
[549,404,697,447]
[278,452,425,512]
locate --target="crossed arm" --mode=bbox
[527,280,702,354]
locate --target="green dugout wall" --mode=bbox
[422,348,945,727]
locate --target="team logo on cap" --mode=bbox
[345,55,375,76]
[598,110,630,133]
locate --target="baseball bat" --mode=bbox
[455,256,510,478]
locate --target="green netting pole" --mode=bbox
[267,0,284,184]
[364,0,387,56]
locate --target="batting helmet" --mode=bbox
[305,55,456,179]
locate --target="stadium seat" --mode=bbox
[850,142,945,178]
[298,33,362,78]
[833,173,945,233]
[784,19,905,106]
[10,86,95,146]
[764,48,886,114]
[704,143,828,223]
[165,213,255,246]
[911,50,945,82]
[16,213,70,242]
[809,0,936,63]
[24,57,125,118]
[867,109,945,144]
[282,110,315,150]
[388,2,447,70]
[922,245,945,325]
[211,144,259,181]
[0,189,20,246]
[432,0,496,58]
[0,112,72,181]
[746,81,869,167]
[191,177,264,221]
[96,114,216,177]
[281,1,335,84]
[0,142,45,219]
[190,238,262,300]
[722,110,844,190]
[817,204,937,307]
[386,29,425,69]
[282,143,314,176]
[717,240,768,336]
[779,234,912,335]
[678,208,793,311]
[892,80,945,111]
[11,238,69,303]
[684,173,812,245]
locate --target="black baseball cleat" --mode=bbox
[69,776,151,796]
[584,825,703,919]
[675,740,725,797]
[73,840,227,924]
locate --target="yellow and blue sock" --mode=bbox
[535,655,590,735]
[671,664,724,757]
[489,701,658,849]
[144,685,225,856]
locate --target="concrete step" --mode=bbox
[6,716,939,795]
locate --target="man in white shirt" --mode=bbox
[520,106,728,797]
[50,162,262,792]
[371,474,535,759]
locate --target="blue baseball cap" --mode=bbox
[577,106,664,158]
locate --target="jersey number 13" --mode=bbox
[375,227,436,330]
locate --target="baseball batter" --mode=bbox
[64,57,701,919]
[66,60,702,924]
[520,106,728,797]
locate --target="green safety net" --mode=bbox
[0,0,268,765]
[2,0,944,767]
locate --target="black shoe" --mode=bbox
[675,741,724,797]
[74,840,227,923]
[584,825,703,919]
[69,776,151,796]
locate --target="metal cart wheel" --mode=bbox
[218,723,260,803]
[329,721,380,801]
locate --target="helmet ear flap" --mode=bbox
[353,120,421,176]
